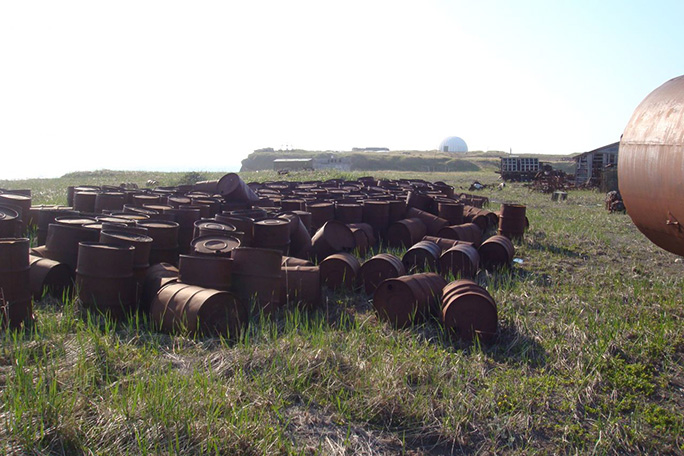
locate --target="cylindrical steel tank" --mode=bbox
[619,75,684,256]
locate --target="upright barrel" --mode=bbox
[619,75,684,256]
[0,238,32,328]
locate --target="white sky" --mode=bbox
[2,1,684,179]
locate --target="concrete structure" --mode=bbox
[574,142,619,186]
[273,158,314,172]
[439,136,468,153]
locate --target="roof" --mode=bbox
[273,158,314,163]
[573,142,619,161]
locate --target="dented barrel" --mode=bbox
[619,75,684,256]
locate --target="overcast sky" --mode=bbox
[2,0,684,179]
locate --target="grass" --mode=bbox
[1,169,683,454]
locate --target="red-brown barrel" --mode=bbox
[439,244,480,279]
[308,202,336,232]
[216,214,254,246]
[277,213,312,259]
[44,223,100,271]
[95,192,125,213]
[372,273,447,328]
[253,218,291,254]
[76,242,136,319]
[402,240,442,273]
[497,203,527,240]
[190,235,241,258]
[478,235,515,271]
[0,194,31,235]
[231,247,282,314]
[178,254,233,291]
[141,263,179,314]
[619,75,684,256]
[335,203,363,224]
[137,220,180,265]
[405,206,449,236]
[29,255,73,301]
[0,238,32,329]
[319,252,360,291]
[0,206,20,238]
[167,207,201,254]
[438,201,464,225]
[362,200,390,239]
[280,265,321,309]
[150,282,248,338]
[441,279,497,343]
[311,220,356,261]
[386,217,427,248]
[359,253,406,295]
[436,223,483,247]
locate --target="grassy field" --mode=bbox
[1,169,683,455]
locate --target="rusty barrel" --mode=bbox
[280,265,321,309]
[141,263,179,314]
[0,205,20,238]
[216,214,253,246]
[0,238,32,329]
[319,252,360,291]
[436,223,483,247]
[231,247,282,314]
[277,212,312,259]
[44,223,100,271]
[193,219,236,238]
[405,190,433,212]
[347,223,376,249]
[308,202,336,232]
[359,253,406,295]
[402,240,442,273]
[280,199,306,211]
[132,193,163,207]
[388,199,407,223]
[178,254,232,291]
[386,217,427,248]
[497,203,527,240]
[373,273,447,328]
[166,207,201,254]
[0,193,31,235]
[335,203,363,224]
[478,235,515,271]
[439,244,480,279]
[150,282,248,338]
[422,235,473,252]
[95,192,125,213]
[100,229,153,285]
[362,200,390,239]
[137,220,180,266]
[75,242,136,319]
[190,235,241,258]
[28,255,73,301]
[348,225,370,256]
[73,191,98,213]
[438,201,464,225]
[34,206,78,245]
[618,75,684,256]
[463,206,493,231]
[253,218,291,254]
[441,279,497,343]
[196,173,259,203]
[311,220,356,261]
[405,206,449,236]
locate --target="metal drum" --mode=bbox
[0,238,32,329]
[439,244,480,279]
[359,253,406,295]
[372,273,446,328]
[319,252,360,291]
[231,247,282,314]
[29,255,73,301]
[441,279,497,343]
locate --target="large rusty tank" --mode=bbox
[619,75,684,256]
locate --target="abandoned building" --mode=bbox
[574,142,619,187]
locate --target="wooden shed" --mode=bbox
[574,142,619,187]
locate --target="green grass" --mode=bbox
[1,170,683,454]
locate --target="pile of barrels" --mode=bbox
[0,174,527,342]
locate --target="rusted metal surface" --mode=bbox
[178,254,233,291]
[29,255,73,300]
[231,247,282,314]
[311,220,356,261]
[497,203,526,241]
[478,235,515,271]
[0,205,20,238]
[439,243,480,279]
[319,252,360,290]
[441,279,497,343]
[280,265,321,309]
[386,218,427,248]
[359,253,406,295]
[402,240,441,273]
[0,238,32,329]
[619,75,684,256]
[190,235,241,257]
[372,273,446,328]
[141,263,179,313]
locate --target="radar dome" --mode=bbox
[439,136,468,153]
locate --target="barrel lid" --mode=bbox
[255,218,289,227]
[195,221,236,232]
[78,241,135,252]
[96,216,131,224]
[143,204,173,212]
[109,212,150,221]
[0,205,19,220]
[101,230,153,244]
[137,220,179,229]
[55,216,97,225]
[191,235,240,255]
[168,196,192,205]
[0,193,31,202]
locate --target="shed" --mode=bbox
[273,158,314,172]
[574,142,619,187]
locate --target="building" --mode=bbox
[574,142,619,186]
[273,158,314,172]
[499,157,541,181]
[439,136,468,153]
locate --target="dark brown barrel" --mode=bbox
[439,244,480,279]
[162,208,199,256]
[202,173,259,203]
[100,222,147,235]
[137,220,180,265]
[99,229,154,284]
[387,199,407,223]
[253,218,291,254]
[405,190,433,212]
[216,214,254,246]
[190,235,241,257]
[150,282,248,338]
[359,253,406,295]
[348,225,370,256]
[422,235,473,252]
[497,203,526,240]
[141,263,179,314]
[178,254,232,291]
[28,255,73,301]
[0,194,31,235]
[402,240,442,273]
[463,206,492,231]
[95,192,125,213]
[405,206,449,236]
[0,238,32,329]
[438,201,464,225]
[308,202,336,231]
[193,220,236,238]
[75,242,136,319]
[436,223,483,247]
[44,223,100,271]
[362,200,390,239]
[280,265,321,309]
[619,75,684,256]
[335,203,363,224]
[441,279,497,343]
[311,220,356,261]
[292,210,312,233]
[0,205,20,238]
[478,235,515,271]
[280,199,306,211]
[386,218,427,248]
[231,247,282,314]
[347,223,376,249]
[132,194,163,207]
[372,273,447,328]
[319,252,360,290]
[277,213,312,259]
[73,191,98,213]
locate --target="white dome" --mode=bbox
[439,136,468,153]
